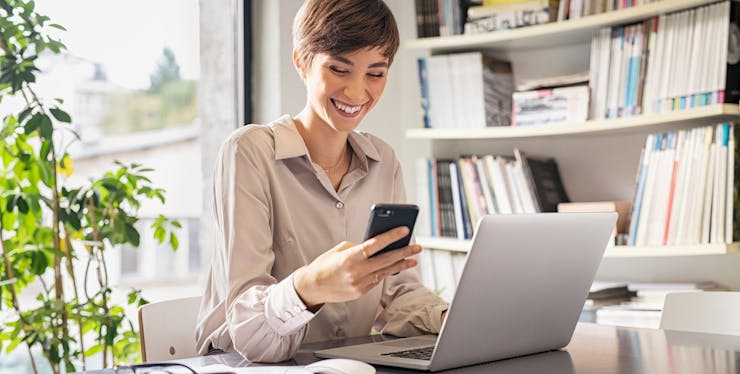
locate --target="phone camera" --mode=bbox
[380,209,394,217]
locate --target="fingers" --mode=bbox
[355,226,410,258]
[365,243,421,271]
[363,257,418,289]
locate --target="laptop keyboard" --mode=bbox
[382,346,434,361]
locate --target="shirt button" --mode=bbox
[293,305,302,314]
[335,202,344,209]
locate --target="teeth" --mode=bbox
[334,100,362,114]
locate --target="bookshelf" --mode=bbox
[415,236,740,257]
[403,0,740,278]
[407,104,740,140]
[404,0,718,52]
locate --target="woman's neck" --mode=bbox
[294,108,349,167]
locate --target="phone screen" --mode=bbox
[364,204,419,257]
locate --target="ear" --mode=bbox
[293,50,307,80]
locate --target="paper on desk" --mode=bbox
[195,364,311,374]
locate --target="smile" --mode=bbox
[331,99,365,117]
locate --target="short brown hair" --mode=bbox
[293,0,400,67]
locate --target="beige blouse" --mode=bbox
[195,115,448,362]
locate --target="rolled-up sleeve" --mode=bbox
[376,158,449,336]
[217,133,316,362]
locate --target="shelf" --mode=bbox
[604,243,740,258]
[405,104,740,140]
[416,236,472,253]
[403,0,719,53]
[415,236,740,258]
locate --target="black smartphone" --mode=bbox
[364,203,419,257]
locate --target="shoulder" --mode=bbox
[224,125,273,153]
[220,119,285,161]
[352,130,400,166]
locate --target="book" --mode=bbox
[414,0,441,38]
[431,249,457,301]
[484,155,513,214]
[464,7,550,34]
[419,53,513,129]
[590,1,740,119]
[448,161,467,239]
[519,152,570,212]
[558,201,631,237]
[626,123,738,247]
[418,248,437,291]
[417,58,431,129]
[468,0,549,18]
[627,134,654,246]
[588,282,634,300]
[436,160,458,238]
[511,85,589,127]
[416,158,432,237]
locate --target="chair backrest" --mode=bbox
[660,292,740,336]
[138,296,202,362]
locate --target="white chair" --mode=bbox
[138,296,202,362]
[659,292,740,336]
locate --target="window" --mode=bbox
[34,0,203,283]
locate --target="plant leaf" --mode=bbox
[169,232,179,251]
[49,108,71,123]
[24,113,41,134]
[39,115,53,139]
[124,223,140,246]
[84,343,103,357]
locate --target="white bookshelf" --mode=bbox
[404,0,719,52]
[416,236,740,258]
[403,1,740,290]
[407,103,740,140]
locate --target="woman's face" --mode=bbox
[298,47,389,133]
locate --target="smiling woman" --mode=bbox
[194,0,449,364]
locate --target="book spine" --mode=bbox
[417,58,432,129]
[662,130,682,245]
[726,124,735,244]
[431,159,440,237]
[627,134,653,246]
[449,161,466,240]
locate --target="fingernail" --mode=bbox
[399,226,410,235]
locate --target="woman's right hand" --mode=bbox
[293,226,421,309]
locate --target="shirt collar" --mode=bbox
[271,115,381,162]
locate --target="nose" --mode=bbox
[344,75,367,102]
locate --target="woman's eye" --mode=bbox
[368,72,385,78]
[330,66,348,74]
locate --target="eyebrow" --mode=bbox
[331,55,389,69]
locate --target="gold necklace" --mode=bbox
[321,146,347,174]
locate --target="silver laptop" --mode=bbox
[315,213,616,372]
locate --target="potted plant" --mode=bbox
[0,1,181,372]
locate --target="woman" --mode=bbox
[195,0,448,362]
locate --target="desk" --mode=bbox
[79,323,740,373]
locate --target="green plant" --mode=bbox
[0,1,181,372]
